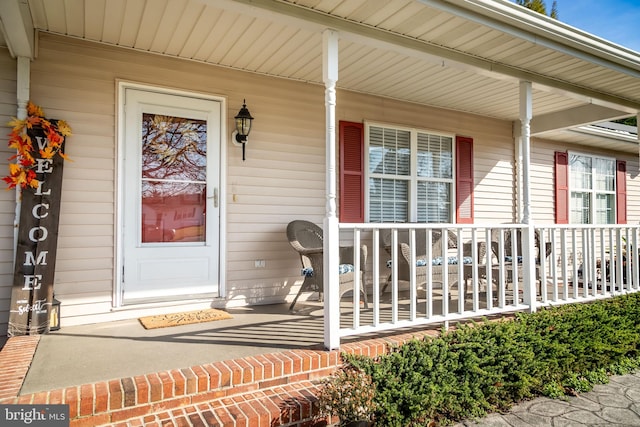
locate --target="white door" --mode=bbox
[121,89,221,303]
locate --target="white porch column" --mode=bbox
[17,57,30,119]
[519,81,532,225]
[14,56,30,264]
[322,29,340,350]
[519,81,537,310]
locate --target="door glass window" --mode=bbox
[141,113,207,243]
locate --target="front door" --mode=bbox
[121,88,221,303]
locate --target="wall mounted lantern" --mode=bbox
[232,100,254,161]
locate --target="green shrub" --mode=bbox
[344,293,640,426]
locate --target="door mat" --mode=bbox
[139,309,233,329]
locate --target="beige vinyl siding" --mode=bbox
[627,155,640,225]
[30,38,117,324]
[529,138,558,224]
[32,33,601,325]
[30,33,334,322]
[224,75,326,305]
[0,48,17,334]
[472,144,516,223]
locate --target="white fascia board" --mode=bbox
[0,0,34,58]
[570,123,638,143]
[420,0,640,77]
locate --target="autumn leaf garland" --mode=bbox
[3,102,72,189]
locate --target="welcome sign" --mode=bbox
[7,117,67,336]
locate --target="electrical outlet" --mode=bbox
[254,259,266,268]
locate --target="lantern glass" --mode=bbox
[234,101,253,140]
[235,117,251,137]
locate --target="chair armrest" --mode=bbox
[297,247,323,257]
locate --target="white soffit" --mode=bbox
[16,0,640,127]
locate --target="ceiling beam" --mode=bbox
[530,105,633,135]
[0,0,35,58]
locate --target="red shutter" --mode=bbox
[339,121,364,223]
[456,136,474,224]
[554,151,569,224]
[616,160,627,224]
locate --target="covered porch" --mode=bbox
[1,0,639,348]
[20,217,640,391]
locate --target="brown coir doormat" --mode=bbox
[139,308,233,329]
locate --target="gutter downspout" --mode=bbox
[14,56,30,267]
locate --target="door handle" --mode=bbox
[208,188,218,208]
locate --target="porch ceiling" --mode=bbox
[2,0,639,151]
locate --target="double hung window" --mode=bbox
[569,153,616,224]
[339,121,473,224]
[367,125,454,223]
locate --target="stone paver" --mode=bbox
[456,372,640,427]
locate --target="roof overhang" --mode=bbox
[0,0,35,58]
[1,0,638,149]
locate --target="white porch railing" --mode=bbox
[327,223,640,346]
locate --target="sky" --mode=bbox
[547,0,640,52]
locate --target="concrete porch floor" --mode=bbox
[18,288,517,395]
[19,302,330,395]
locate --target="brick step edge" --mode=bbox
[1,329,440,425]
[76,380,331,427]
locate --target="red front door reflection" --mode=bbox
[140,113,207,243]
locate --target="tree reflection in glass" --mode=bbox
[140,114,207,243]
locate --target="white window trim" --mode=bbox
[364,121,456,223]
[568,150,616,224]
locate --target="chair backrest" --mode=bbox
[490,228,551,261]
[491,228,520,260]
[382,228,458,257]
[286,220,323,253]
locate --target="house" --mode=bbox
[1,0,639,346]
